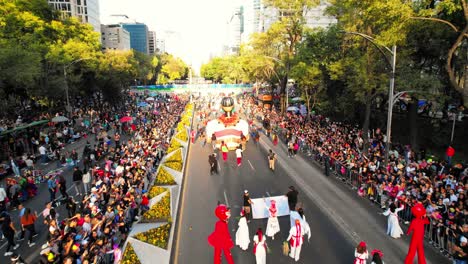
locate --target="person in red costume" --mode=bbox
[404,202,430,264]
[208,204,235,264]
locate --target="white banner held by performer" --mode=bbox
[251,196,290,219]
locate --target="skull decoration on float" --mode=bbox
[206,97,249,150]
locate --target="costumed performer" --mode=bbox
[370,249,384,264]
[286,219,305,262]
[382,203,404,238]
[354,241,368,264]
[253,228,267,264]
[208,204,234,264]
[235,209,250,250]
[404,203,429,264]
[265,199,280,240]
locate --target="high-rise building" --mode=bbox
[225,6,244,55]
[121,23,150,54]
[148,31,156,55]
[156,39,166,54]
[100,24,131,51]
[48,0,101,34]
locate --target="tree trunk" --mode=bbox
[408,98,419,150]
[280,75,288,113]
[362,99,372,155]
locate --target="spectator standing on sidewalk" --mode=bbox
[82,169,91,195]
[452,236,468,264]
[235,145,243,166]
[20,208,37,247]
[47,177,57,202]
[286,186,299,211]
[287,141,294,157]
[38,144,48,165]
[1,212,19,256]
[72,166,83,196]
[70,149,79,166]
[10,156,20,177]
[268,149,276,171]
[57,174,69,198]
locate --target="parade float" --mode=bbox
[205,97,249,150]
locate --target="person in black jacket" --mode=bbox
[286,186,299,211]
[72,167,83,196]
[209,154,218,175]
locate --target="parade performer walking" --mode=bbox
[235,145,243,166]
[221,141,229,162]
[253,228,267,264]
[235,210,250,250]
[370,249,384,264]
[382,203,404,238]
[265,200,280,240]
[286,219,305,262]
[208,204,234,264]
[268,149,276,171]
[190,129,196,144]
[404,203,429,264]
[354,241,368,264]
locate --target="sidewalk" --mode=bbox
[257,134,450,264]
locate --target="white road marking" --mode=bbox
[223,190,230,207]
[247,160,255,171]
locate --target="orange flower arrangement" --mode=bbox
[218,113,239,127]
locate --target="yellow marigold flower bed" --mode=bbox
[164,149,183,172]
[176,122,186,133]
[121,243,141,264]
[167,138,182,153]
[155,167,176,185]
[148,186,167,199]
[134,223,172,249]
[142,193,171,222]
[175,129,188,142]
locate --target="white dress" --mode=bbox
[235,216,250,250]
[354,249,368,264]
[253,234,266,264]
[265,206,280,239]
[382,205,404,238]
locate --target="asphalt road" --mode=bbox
[174,132,451,264]
[174,138,354,263]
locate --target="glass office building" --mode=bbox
[121,23,149,54]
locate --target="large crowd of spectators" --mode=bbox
[242,95,468,258]
[1,92,188,263]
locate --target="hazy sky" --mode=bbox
[100,0,241,73]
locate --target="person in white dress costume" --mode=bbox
[354,241,368,264]
[253,228,267,264]
[382,203,404,238]
[286,219,305,262]
[289,208,311,241]
[265,199,280,239]
[235,210,250,250]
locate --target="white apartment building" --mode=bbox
[100,24,131,51]
[155,39,166,54]
[48,0,101,34]
[148,31,157,55]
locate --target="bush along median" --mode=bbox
[121,102,192,264]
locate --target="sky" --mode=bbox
[100,0,242,73]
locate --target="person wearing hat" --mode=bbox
[354,241,368,264]
[243,190,253,222]
[453,236,468,264]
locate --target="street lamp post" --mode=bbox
[63,58,91,115]
[343,32,399,166]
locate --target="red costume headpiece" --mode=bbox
[215,204,231,222]
[269,200,277,216]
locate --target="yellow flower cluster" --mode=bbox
[148,186,167,199]
[134,223,172,249]
[155,167,176,185]
[142,193,171,222]
[164,149,183,172]
[175,129,188,142]
[121,242,141,264]
[167,138,183,154]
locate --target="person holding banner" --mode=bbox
[265,200,280,240]
[235,210,250,251]
[286,219,305,262]
[253,228,267,264]
[243,190,253,222]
